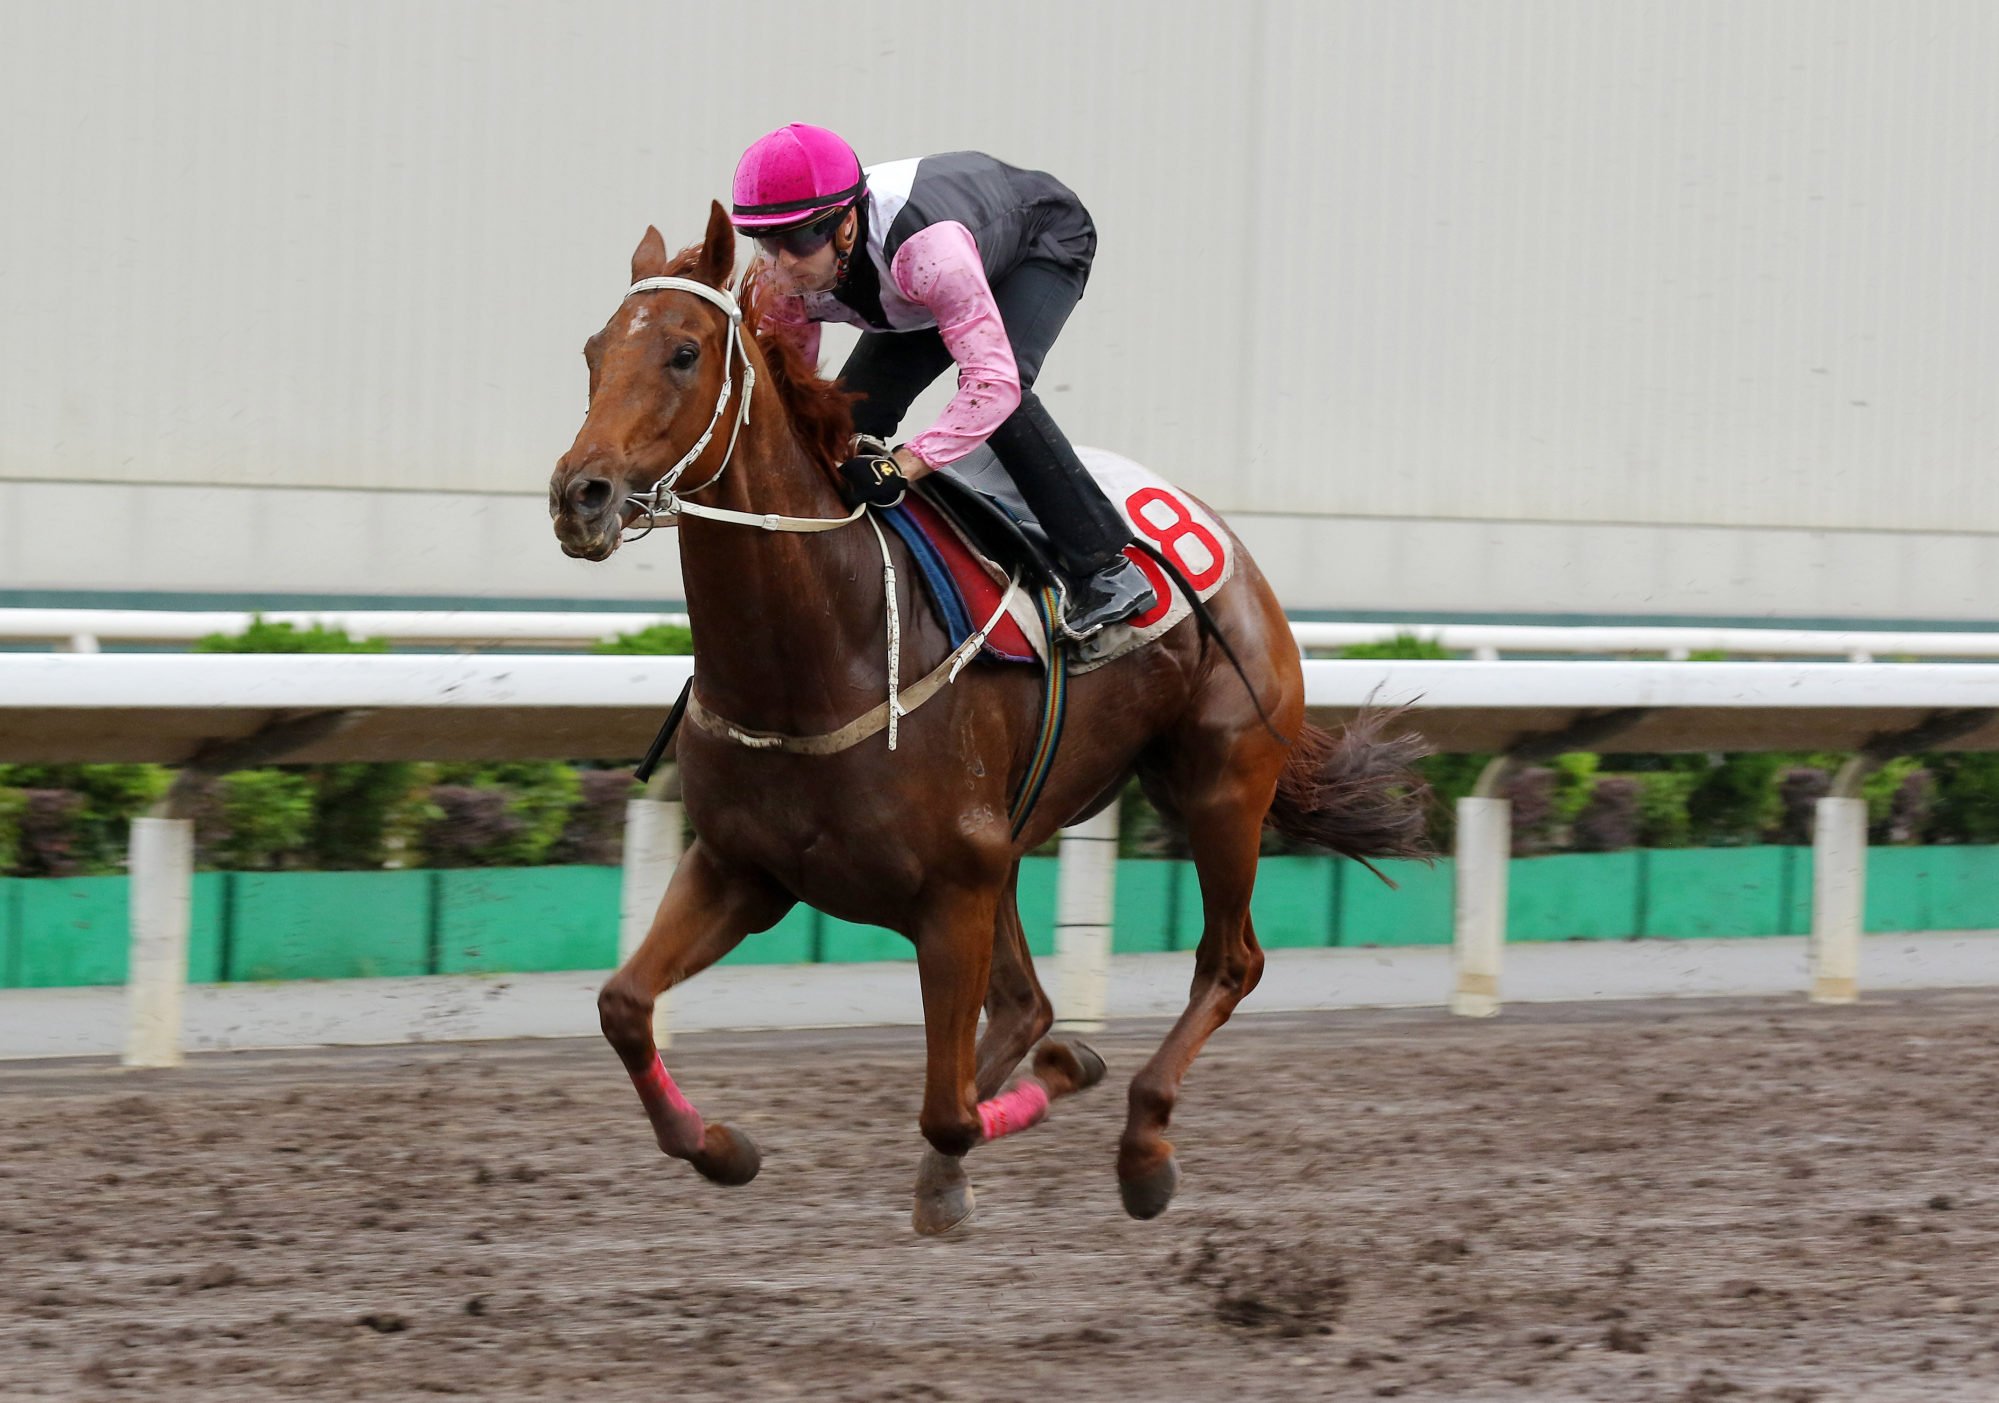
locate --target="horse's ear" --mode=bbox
[695,200,736,288]
[631,226,669,283]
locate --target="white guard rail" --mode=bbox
[8,607,1999,662]
[2,653,1997,1063]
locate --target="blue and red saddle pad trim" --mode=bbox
[877,493,1039,664]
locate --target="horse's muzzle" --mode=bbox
[550,468,625,560]
[551,503,623,561]
[559,534,618,562]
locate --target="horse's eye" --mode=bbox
[670,344,699,371]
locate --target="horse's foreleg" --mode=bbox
[1116,780,1270,1220]
[598,839,791,1186]
[913,865,1108,1224]
[909,884,999,1235]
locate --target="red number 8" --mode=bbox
[1126,488,1225,591]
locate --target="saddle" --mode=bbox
[882,444,1234,674]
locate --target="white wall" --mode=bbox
[4,2,1997,618]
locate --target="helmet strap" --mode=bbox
[832,205,859,286]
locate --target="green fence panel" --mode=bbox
[1640,847,1795,938]
[1113,860,1180,953]
[229,871,430,980]
[818,915,912,962]
[718,905,816,965]
[3,845,1991,989]
[5,875,225,988]
[1251,856,1337,948]
[1509,852,1644,941]
[1341,856,1454,946]
[1866,847,1931,931]
[1780,847,1814,934]
[1915,846,1999,929]
[186,874,227,983]
[1018,857,1058,956]
[803,857,1060,963]
[436,867,620,974]
[1866,845,1999,931]
[13,877,127,987]
[0,880,14,987]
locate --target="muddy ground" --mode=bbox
[4,992,1999,1402]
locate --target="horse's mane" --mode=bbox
[740,264,856,471]
[658,242,855,472]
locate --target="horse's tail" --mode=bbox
[1265,710,1434,884]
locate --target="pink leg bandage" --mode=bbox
[632,1054,706,1158]
[977,1077,1051,1143]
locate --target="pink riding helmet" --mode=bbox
[731,123,864,232]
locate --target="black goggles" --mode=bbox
[753,206,848,260]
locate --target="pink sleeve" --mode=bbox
[752,260,822,367]
[888,222,1021,466]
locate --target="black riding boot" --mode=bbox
[986,393,1157,640]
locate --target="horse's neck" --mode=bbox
[677,416,892,729]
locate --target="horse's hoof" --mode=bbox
[1032,1037,1108,1094]
[688,1123,762,1186]
[912,1150,976,1237]
[1067,1038,1108,1091]
[913,1180,976,1236]
[1118,1154,1181,1220]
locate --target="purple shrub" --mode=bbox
[1769,767,1831,845]
[183,776,231,867]
[1883,768,1935,845]
[420,786,526,868]
[17,790,88,877]
[550,771,636,866]
[1502,766,1557,856]
[1573,776,1642,852]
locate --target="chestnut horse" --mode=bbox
[550,203,1427,1233]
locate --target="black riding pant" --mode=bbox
[839,260,1132,577]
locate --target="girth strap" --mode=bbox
[633,678,693,784]
[1007,587,1070,839]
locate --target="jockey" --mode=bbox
[730,123,1157,641]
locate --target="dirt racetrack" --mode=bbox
[5,991,1999,1402]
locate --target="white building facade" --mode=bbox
[4,1,1996,624]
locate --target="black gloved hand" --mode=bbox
[837,452,908,508]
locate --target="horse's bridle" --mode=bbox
[617,274,865,539]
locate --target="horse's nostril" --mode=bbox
[571,477,614,514]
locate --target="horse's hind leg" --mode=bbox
[972,860,1108,1100]
[1117,751,1278,1219]
[598,839,792,1186]
[975,865,1054,1096]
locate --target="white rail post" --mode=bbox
[1452,796,1511,1017]
[1053,799,1120,1032]
[124,817,194,1068]
[620,766,685,1047]
[1810,795,1866,1004]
